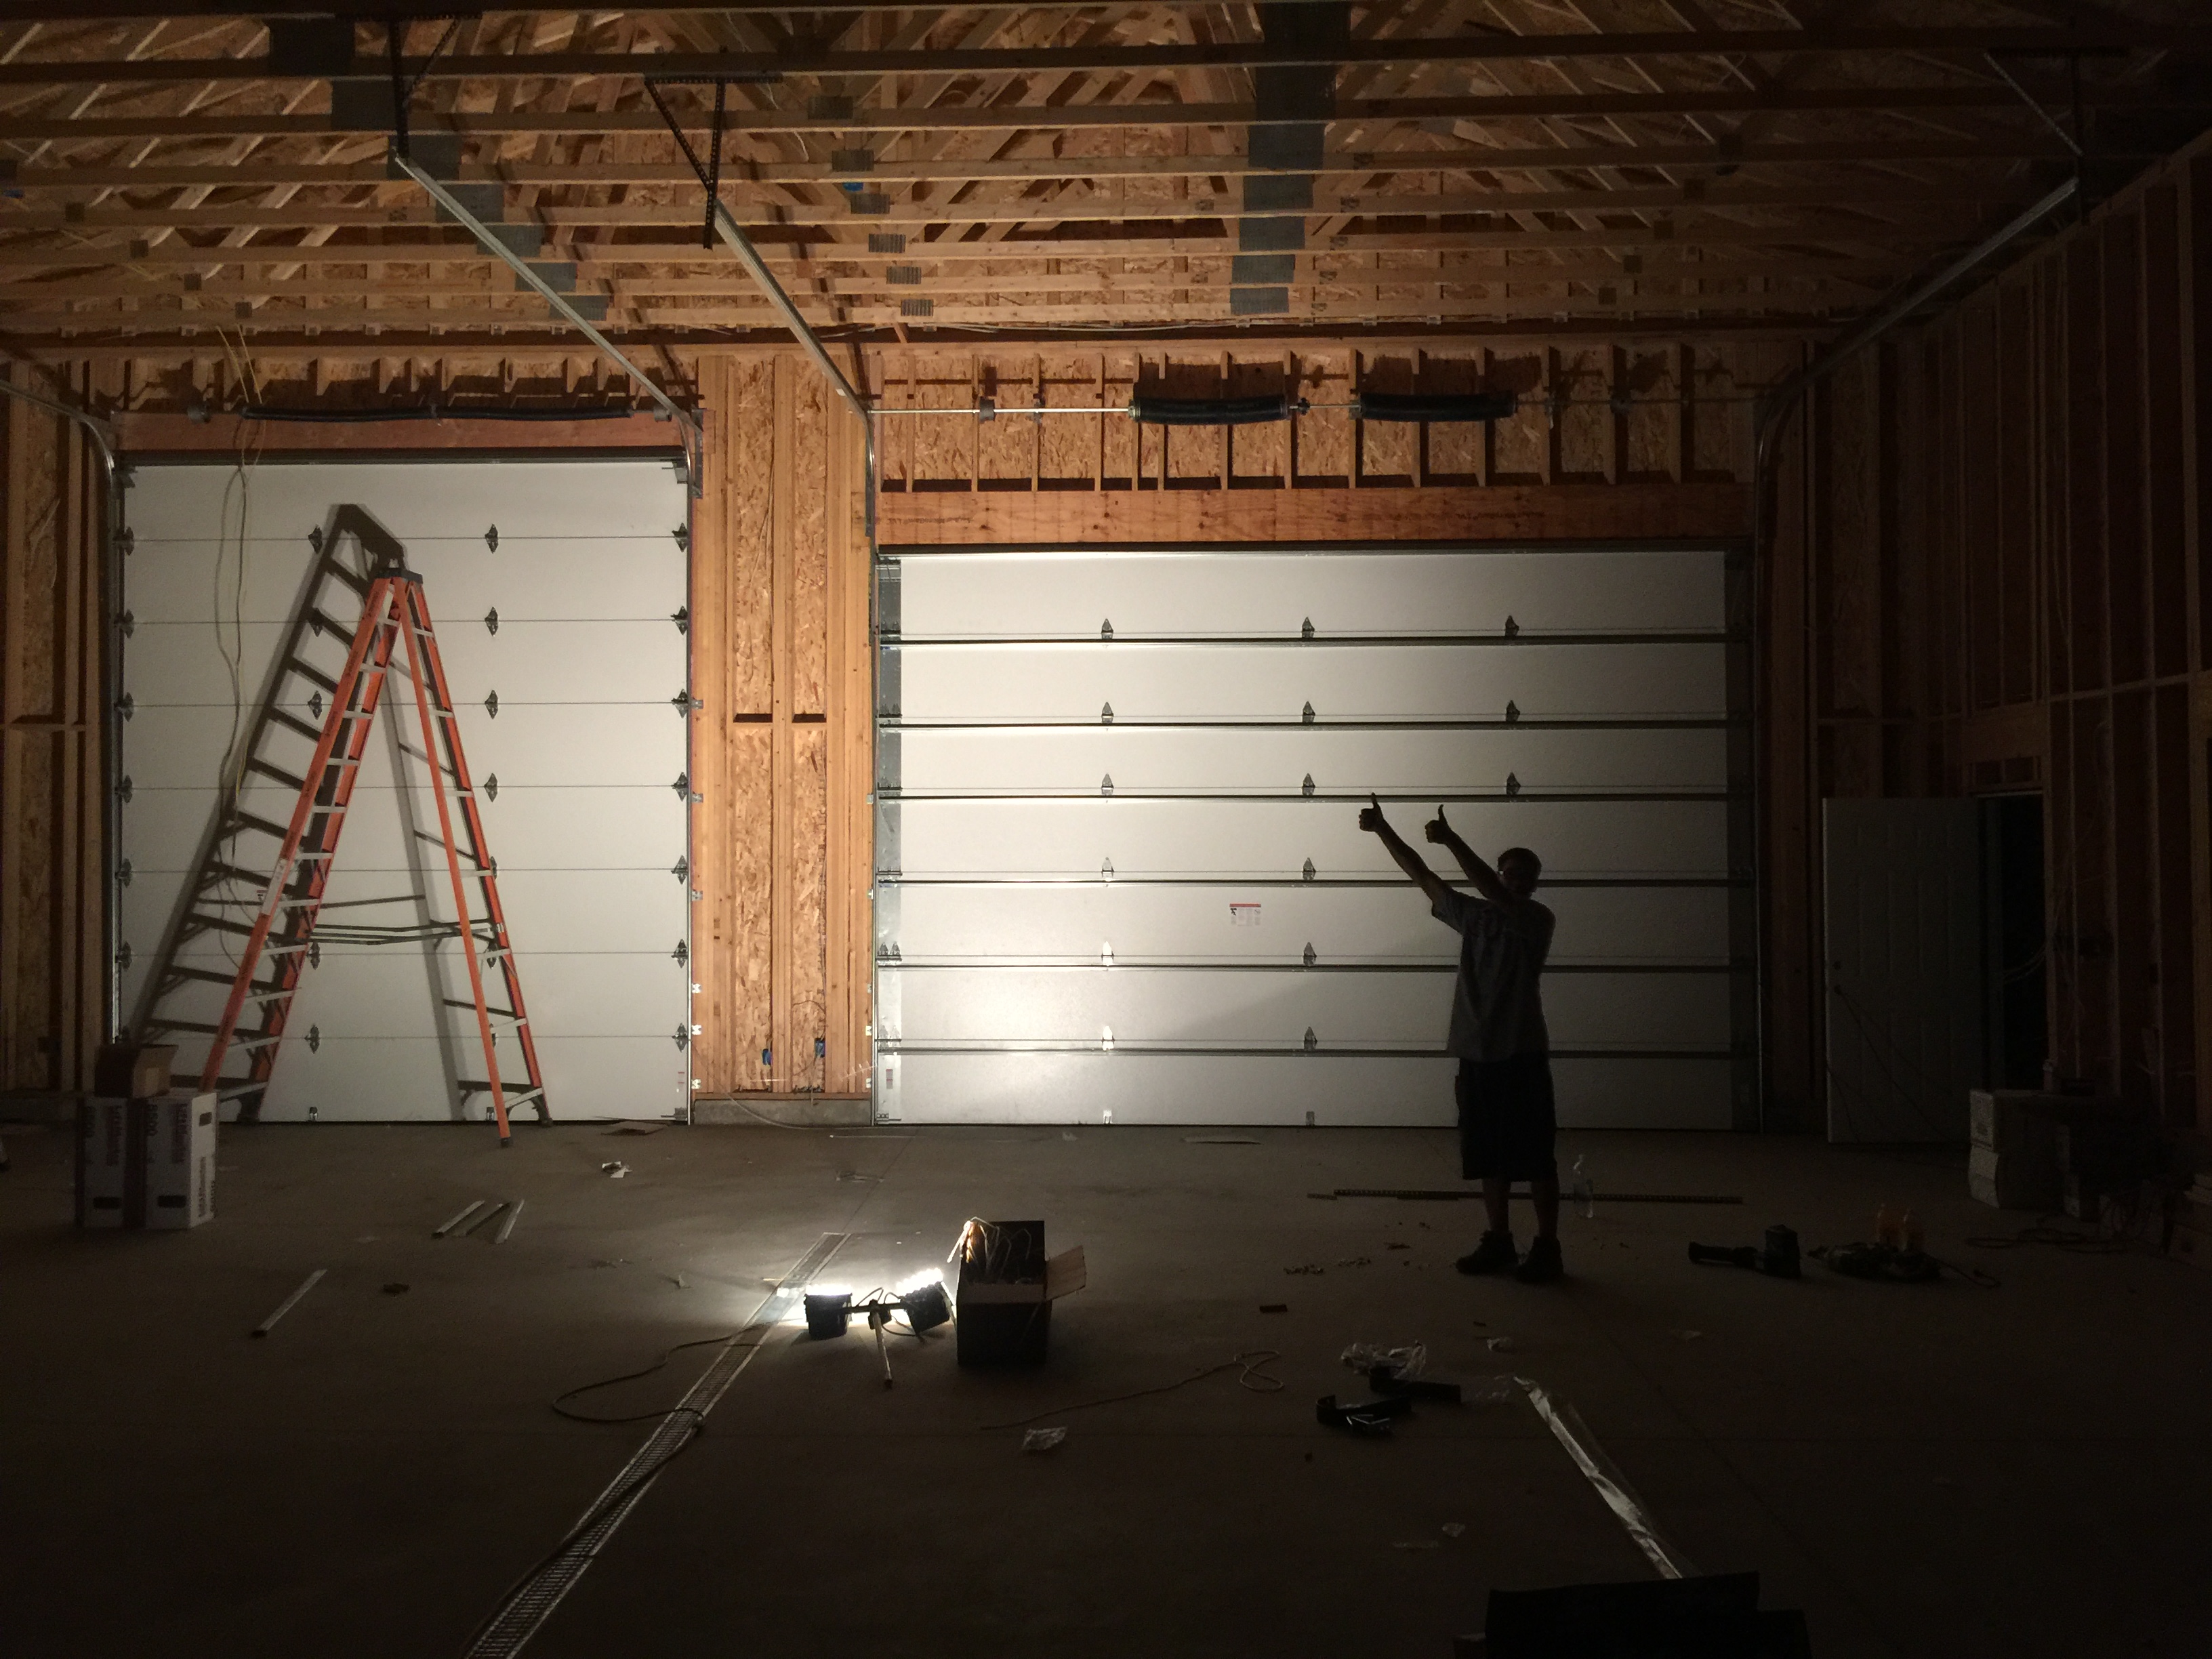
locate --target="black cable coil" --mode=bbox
[1350,390,1519,423]
[1126,393,1309,426]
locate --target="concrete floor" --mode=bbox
[3,1118,2207,1659]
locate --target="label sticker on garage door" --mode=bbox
[1230,903,1261,926]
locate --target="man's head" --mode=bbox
[1497,846,1542,898]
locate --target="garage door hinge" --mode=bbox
[1303,858,1317,882]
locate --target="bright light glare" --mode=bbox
[895,1268,943,1295]
[802,1283,853,1300]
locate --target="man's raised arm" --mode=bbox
[1359,794,1452,907]
[1425,805,1510,904]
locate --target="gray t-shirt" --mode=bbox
[1431,887,1556,1060]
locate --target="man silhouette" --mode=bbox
[1357,796,1562,1283]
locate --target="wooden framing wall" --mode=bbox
[691,354,872,1102]
[871,342,1759,541]
[1765,129,2212,1135]
[0,369,106,1098]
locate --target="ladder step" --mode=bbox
[146,1017,223,1035]
[457,1084,544,1104]
[268,707,322,741]
[228,811,290,840]
[180,912,256,938]
[161,964,249,987]
[441,999,525,1021]
[199,861,270,888]
[247,758,306,790]
[286,659,339,693]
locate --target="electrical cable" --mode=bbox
[551,1332,760,1425]
[978,1350,1284,1432]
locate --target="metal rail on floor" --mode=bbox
[462,1231,850,1658]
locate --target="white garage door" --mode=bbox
[874,541,1753,1129]
[119,458,693,1124]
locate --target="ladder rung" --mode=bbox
[146,1017,223,1035]
[232,1034,283,1051]
[286,660,338,693]
[269,708,321,741]
[441,999,525,1021]
[181,912,255,937]
[457,1084,544,1104]
[247,758,306,790]
[161,965,247,986]
[228,811,289,840]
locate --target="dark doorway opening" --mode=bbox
[1981,794,2047,1089]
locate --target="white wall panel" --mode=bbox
[896,642,1723,722]
[895,726,1727,793]
[878,541,1750,1127]
[893,799,1729,880]
[884,882,1733,962]
[886,967,1731,1049]
[881,1052,1736,1130]
[121,459,691,1123]
[900,549,1725,636]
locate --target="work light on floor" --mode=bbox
[897,1267,951,1333]
[802,1284,853,1339]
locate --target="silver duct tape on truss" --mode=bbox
[1517,1376,1697,1580]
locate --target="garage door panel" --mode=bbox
[255,947,685,1036]
[898,642,1724,722]
[881,540,1744,1128]
[415,621,692,705]
[123,701,682,792]
[123,459,690,1123]
[125,535,687,625]
[133,459,687,544]
[894,798,1729,879]
[884,966,1729,1048]
[249,1035,687,1122]
[901,550,1725,637]
[884,881,1733,961]
[880,1051,1735,1128]
[125,781,682,872]
[897,725,1727,793]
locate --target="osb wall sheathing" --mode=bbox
[869,341,1761,546]
[0,369,106,1096]
[691,354,872,1102]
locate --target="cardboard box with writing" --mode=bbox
[141,1090,217,1230]
[75,1097,131,1229]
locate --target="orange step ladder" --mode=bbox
[181,556,548,1143]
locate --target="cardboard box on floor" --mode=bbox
[141,1091,218,1230]
[76,1098,131,1229]
[954,1218,1085,1367]
[75,1090,216,1230]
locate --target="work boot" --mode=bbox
[1455,1231,1518,1275]
[1514,1235,1564,1284]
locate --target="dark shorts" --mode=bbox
[1454,1052,1558,1182]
